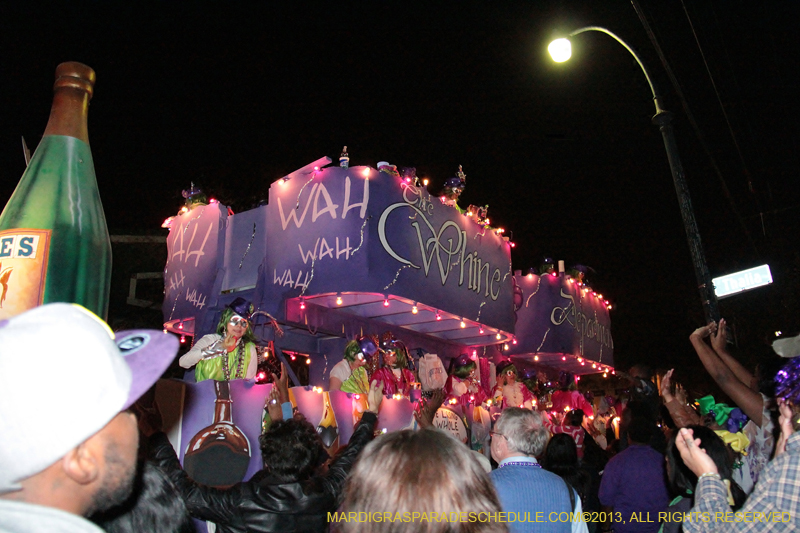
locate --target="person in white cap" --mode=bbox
[0,303,179,533]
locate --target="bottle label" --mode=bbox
[0,229,51,319]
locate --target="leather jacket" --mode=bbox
[150,412,378,533]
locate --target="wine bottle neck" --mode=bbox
[43,88,90,143]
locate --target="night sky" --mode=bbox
[2,1,799,388]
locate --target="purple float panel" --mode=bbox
[506,273,614,375]
[255,160,515,345]
[163,202,227,334]
[220,206,268,294]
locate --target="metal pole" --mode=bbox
[567,27,719,323]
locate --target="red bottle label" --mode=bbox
[0,229,51,319]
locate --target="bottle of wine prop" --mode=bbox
[0,62,112,319]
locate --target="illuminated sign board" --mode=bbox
[713,264,773,299]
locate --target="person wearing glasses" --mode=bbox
[179,297,258,382]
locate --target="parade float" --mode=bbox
[158,154,615,487]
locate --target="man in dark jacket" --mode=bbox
[150,380,383,533]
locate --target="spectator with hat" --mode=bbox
[0,303,179,533]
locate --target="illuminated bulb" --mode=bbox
[300,300,306,310]
[592,363,597,369]
[604,373,608,378]
[180,335,186,344]
[460,320,466,328]
[178,322,184,330]
[776,331,782,337]
[209,198,218,204]
[412,305,418,314]
[436,312,441,321]
[281,177,290,183]
[306,358,311,365]
[512,337,517,345]
[486,399,493,406]
[568,278,574,283]
[179,206,188,214]
[504,343,509,350]
[467,211,473,217]
[290,354,296,361]
[449,398,457,405]
[548,38,572,62]
[496,333,501,340]
[362,168,370,177]
[470,395,475,401]
[336,296,343,305]
[479,327,484,334]
[577,357,582,363]
[607,304,612,310]
[405,177,411,183]
[562,356,566,361]
[527,273,533,279]
[162,328,167,334]
[313,166,319,171]
[612,370,616,375]
[484,218,490,225]
[597,294,602,299]
[551,272,557,277]
[384,298,390,307]
[534,355,539,361]
[580,361,585,366]
[510,242,516,247]
[472,350,477,358]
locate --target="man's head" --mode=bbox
[0,304,178,517]
[259,417,326,481]
[491,407,549,463]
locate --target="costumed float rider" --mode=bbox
[372,332,416,397]
[444,353,487,407]
[179,297,258,382]
[492,361,534,410]
[551,371,594,416]
[329,335,378,392]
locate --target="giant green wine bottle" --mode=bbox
[0,62,111,319]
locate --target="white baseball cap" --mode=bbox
[0,303,179,493]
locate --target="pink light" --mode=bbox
[300,300,306,310]
[562,356,566,361]
[290,354,296,361]
[209,198,218,204]
[510,242,516,247]
[512,337,517,345]
[384,298,390,307]
[436,312,442,321]
[355,394,361,400]
[551,272,558,277]
[178,322,184,330]
[180,335,186,344]
[313,166,319,171]
[405,177,411,183]
[479,327,484,334]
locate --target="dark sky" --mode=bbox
[2,1,799,377]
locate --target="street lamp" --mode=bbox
[549,26,719,323]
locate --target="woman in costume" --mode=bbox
[330,335,376,392]
[444,353,487,406]
[492,361,534,409]
[371,332,416,397]
[179,297,258,382]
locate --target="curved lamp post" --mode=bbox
[549,27,719,323]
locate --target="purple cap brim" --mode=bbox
[116,330,180,410]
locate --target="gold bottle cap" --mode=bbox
[53,62,95,100]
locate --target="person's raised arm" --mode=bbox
[710,318,755,390]
[690,323,764,426]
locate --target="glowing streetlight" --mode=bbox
[548,27,719,323]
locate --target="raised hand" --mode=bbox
[710,318,729,354]
[675,427,718,478]
[775,399,795,457]
[367,380,384,414]
[691,322,718,341]
[265,387,283,421]
[661,369,674,402]
[272,362,290,403]
[415,389,445,429]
